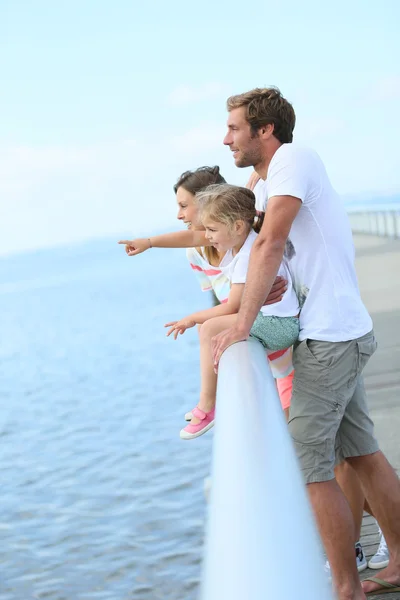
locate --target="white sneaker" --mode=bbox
[355,541,368,572]
[203,477,212,503]
[368,530,389,569]
[324,541,367,580]
[324,559,332,582]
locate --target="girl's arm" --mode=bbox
[165,284,244,339]
[118,229,209,256]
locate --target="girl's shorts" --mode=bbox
[250,313,300,352]
[276,371,294,411]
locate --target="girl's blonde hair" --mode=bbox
[196,184,263,234]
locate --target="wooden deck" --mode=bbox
[353,234,400,599]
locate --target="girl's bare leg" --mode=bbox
[190,315,237,425]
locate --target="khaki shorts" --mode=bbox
[288,330,379,484]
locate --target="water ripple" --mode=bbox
[0,247,213,599]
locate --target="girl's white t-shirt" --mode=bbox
[218,230,299,318]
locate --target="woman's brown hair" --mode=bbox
[174,166,226,264]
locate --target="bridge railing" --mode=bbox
[200,339,333,600]
[347,204,400,238]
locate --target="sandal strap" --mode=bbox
[192,406,207,420]
[364,577,398,589]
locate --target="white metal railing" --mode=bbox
[347,204,400,238]
[200,339,333,600]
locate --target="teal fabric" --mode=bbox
[250,314,300,351]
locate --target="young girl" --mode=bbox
[118,167,294,425]
[164,184,300,439]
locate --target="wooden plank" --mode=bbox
[349,235,400,599]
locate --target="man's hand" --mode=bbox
[211,325,249,371]
[165,318,196,340]
[263,276,287,306]
[210,276,286,367]
[118,238,151,256]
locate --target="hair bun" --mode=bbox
[212,166,220,175]
[253,210,265,233]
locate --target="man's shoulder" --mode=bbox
[273,143,320,164]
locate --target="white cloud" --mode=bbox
[0,140,138,177]
[0,127,228,256]
[375,75,400,101]
[296,116,345,139]
[0,140,157,255]
[170,123,223,153]
[2,109,399,257]
[167,82,228,107]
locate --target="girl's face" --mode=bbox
[176,187,202,229]
[203,216,246,253]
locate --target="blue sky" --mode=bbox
[1,0,399,255]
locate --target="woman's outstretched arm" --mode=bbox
[118,229,209,256]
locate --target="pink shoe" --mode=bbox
[180,406,215,440]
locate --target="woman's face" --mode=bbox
[176,187,202,229]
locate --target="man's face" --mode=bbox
[223,107,262,168]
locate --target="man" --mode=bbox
[212,87,400,599]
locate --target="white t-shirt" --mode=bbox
[218,230,299,318]
[254,144,372,342]
[253,177,268,212]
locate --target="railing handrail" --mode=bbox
[200,339,333,600]
[346,203,400,214]
[348,205,400,238]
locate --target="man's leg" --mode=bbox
[347,451,400,594]
[307,479,363,598]
[336,369,400,594]
[335,461,365,543]
[289,336,378,599]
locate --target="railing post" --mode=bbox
[200,339,333,600]
[347,205,400,239]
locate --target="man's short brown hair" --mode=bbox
[227,87,296,143]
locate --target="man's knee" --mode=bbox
[345,450,382,469]
[335,459,354,478]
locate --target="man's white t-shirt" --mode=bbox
[253,144,372,342]
[218,229,299,318]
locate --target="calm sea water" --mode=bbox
[0,241,214,600]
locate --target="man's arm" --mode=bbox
[211,195,302,365]
[236,195,301,333]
